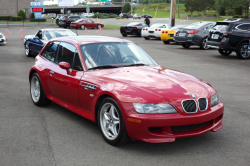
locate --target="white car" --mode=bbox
[141,23,172,40]
[0,33,7,45]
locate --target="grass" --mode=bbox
[0,21,53,24]
[104,25,121,29]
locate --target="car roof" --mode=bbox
[40,28,73,31]
[51,36,132,45]
[217,19,250,24]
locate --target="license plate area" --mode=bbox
[126,28,132,32]
[169,34,174,37]
[179,33,186,36]
[149,31,154,33]
[211,34,219,39]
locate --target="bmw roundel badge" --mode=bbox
[190,94,196,98]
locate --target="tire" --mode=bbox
[137,33,141,37]
[200,37,209,50]
[182,44,191,48]
[97,97,130,146]
[144,37,150,40]
[25,42,31,57]
[97,24,102,29]
[81,25,85,30]
[30,73,51,106]
[163,41,170,44]
[218,49,232,56]
[122,34,127,37]
[236,43,250,59]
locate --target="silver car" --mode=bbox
[0,33,7,45]
[174,22,215,49]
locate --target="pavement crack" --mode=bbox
[42,116,57,166]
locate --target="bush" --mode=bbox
[31,13,35,19]
[198,13,203,17]
[30,19,46,22]
[226,9,235,16]
[92,13,118,19]
[206,13,217,17]
[0,16,22,21]
[18,10,26,20]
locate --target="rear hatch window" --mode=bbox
[208,23,229,42]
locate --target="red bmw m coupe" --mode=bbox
[29,36,224,146]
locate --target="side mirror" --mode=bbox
[59,62,72,75]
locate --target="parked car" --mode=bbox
[59,15,82,28]
[24,29,77,57]
[133,14,141,19]
[174,22,216,49]
[119,13,127,17]
[120,22,149,37]
[141,14,153,18]
[29,36,224,146]
[70,19,104,29]
[207,19,250,59]
[57,15,67,27]
[161,25,184,44]
[0,32,7,45]
[120,14,133,18]
[141,23,171,40]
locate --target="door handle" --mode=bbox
[49,71,54,75]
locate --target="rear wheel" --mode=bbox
[81,25,85,30]
[97,97,130,146]
[182,44,191,48]
[218,49,232,56]
[163,41,170,44]
[122,34,127,37]
[236,43,250,59]
[30,73,51,106]
[144,37,150,40]
[200,37,209,50]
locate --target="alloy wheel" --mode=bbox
[240,45,250,59]
[25,44,29,55]
[99,103,120,140]
[31,76,40,103]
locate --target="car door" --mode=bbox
[85,19,92,28]
[31,30,44,55]
[46,42,84,107]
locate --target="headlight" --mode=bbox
[133,103,178,114]
[210,93,219,107]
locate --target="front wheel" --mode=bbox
[236,43,250,59]
[97,24,102,29]
[30,73,51,106]
[218,49,232,56]
[25,42,31,57]
[97,97,130,146]
[182,44,191,48]
[163,41,170,44]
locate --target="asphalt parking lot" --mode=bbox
[0,25,250,166]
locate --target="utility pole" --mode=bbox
[169,0,176,27]
[148,0,150,15]
[131,0,133,15]
[178,0,180,18]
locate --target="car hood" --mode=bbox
[90,66,215,105]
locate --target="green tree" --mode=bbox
[31,13,35,19]
[184,0,199,15]
[18,10,26,20]
[121,3,131,13]
[215,0,249,16]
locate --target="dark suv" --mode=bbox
[207,19,250,59]
[59,15,81,28]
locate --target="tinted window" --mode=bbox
[41,42,59,62]
[55,42,76,67]
[236,24,250,30]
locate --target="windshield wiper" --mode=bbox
[88,65,119,71]
[123,63,148,67]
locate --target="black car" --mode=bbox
[59,15,81,28]
[142,14,153,18]
[207,19,250,59]
[121,14,133,18]
[55,15,64,26]
[174,22,216,49]
[120,22,149,37]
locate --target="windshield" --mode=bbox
[127,22,142,26]
[75,19,84,22]
[43,30,77,40]
[80,42,157,70]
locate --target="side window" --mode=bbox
[86,19,92,23]
[41,42,59,62]
[72,50,83,71]
[236,24,250,30]
[55,42,75,67]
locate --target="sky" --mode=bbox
[44,0,80,5]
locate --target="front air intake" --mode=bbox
[182,100,197,113]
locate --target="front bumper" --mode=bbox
[0,39,6,44]
[120,102,224,143]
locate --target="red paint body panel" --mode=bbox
[29,36,224,143]
[70,20,104,29]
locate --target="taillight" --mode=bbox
[175,30,178,34]
[186,30,199,34]
[155,29,157,31]
[132,27,137,29]
[223,31,228,36]
[158,29,161,31]
[165,31,168,34]
[162,31,164,33]
[121,27,125,29]
[143,29,145,31]
[146,29,148,31]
